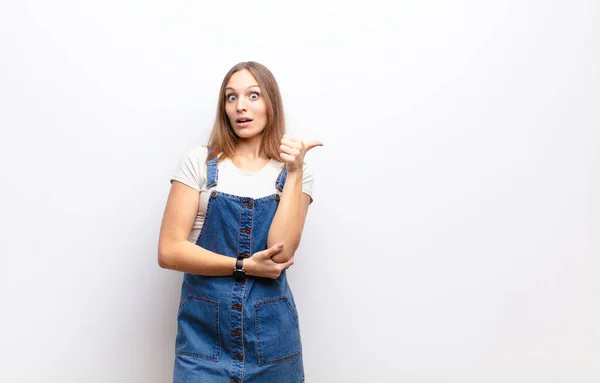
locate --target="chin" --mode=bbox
[234,127,266,139]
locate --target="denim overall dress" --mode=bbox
[173,149,305,383]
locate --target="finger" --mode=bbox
[280,152,295,163]
[264,243,284,257]
[281,138,301,149]
[279,144,299,156]
[305,140,324,151]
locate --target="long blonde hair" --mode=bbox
[206,61,286,163]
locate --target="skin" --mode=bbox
[158,69,323,278]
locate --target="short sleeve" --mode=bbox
[170,145,208,191]
[301,162,315,204]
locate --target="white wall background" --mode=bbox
[1,1,598,382]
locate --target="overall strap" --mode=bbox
[275,164,288,192]
[205,147,218,189]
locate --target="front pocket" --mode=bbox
[254,296,301,366]
[175,295,221,362]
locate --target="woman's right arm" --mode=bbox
[158,181,236,275]
[158,181,294,278]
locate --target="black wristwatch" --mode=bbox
[233,257,247,282]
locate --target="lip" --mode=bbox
[235,117,253,128]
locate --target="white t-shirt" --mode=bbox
[170,145,314,243]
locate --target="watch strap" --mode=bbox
[233,256,247,281]
[235,257,244,271]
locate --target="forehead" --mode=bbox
[226,69,260,90]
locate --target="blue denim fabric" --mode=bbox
[173,149,305,383]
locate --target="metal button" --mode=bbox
[233,354,243,361]
[241,228,251,234]
[231,329,242,337]
[239,252,249,258]
[275,194,280,201]
[210,191,217,198]
[231,304,242,311]
[244,201,253,208]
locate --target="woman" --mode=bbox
[158,61,322,383]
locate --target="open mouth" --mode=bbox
[236,118,253,123]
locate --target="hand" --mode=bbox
[279,134,323,173]
[244,243,295,279]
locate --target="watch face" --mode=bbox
[233,269,246,281]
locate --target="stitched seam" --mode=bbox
[176,295,221,361]
[254,296,301,366]
[177,294,191,316]
[237,199,242,258]
[240,278,247,381]
[249,199,254,258]
[255,301,263,365]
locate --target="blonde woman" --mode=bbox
[158,61,322,383]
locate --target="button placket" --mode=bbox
[228,197,253,381]
[231,329,242,337]
[229,277,246,380]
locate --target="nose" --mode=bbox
[236,98,247,112]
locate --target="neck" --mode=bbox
[235,135,266,160]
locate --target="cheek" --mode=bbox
[224,105,235,120]
[254,103,267,119]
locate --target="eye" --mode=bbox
[226,94,237,101]
[249,92,260,100]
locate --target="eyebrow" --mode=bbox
[225,85,260,92]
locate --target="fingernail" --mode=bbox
[278,243,284,248]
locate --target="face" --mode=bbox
[224,69,268,139]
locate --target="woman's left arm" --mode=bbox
[268,170,311,263]
[268,135,323,263]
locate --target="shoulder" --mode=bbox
[170,145,209,191]
[181,144,213,169]
[185,144,209,162]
